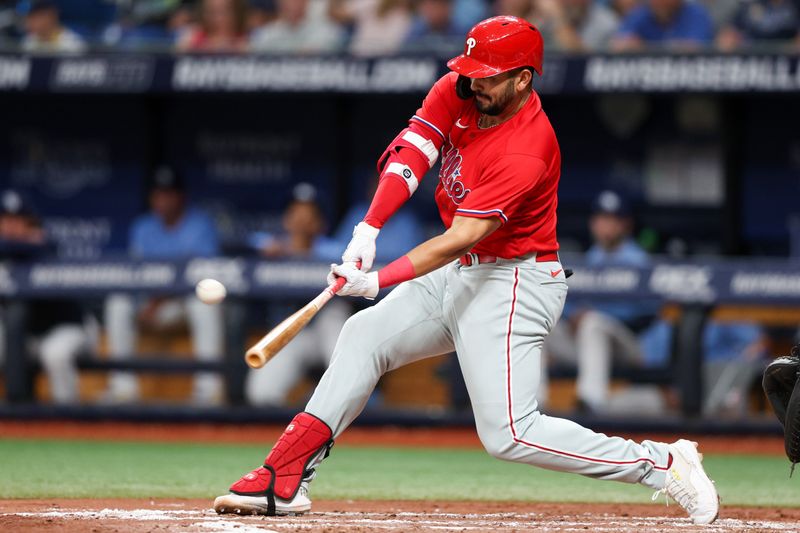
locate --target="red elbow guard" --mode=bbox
[377,122,442,175]
[364,147,430,229]
[366,120,441,229]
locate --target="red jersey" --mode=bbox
[412,72,560,259]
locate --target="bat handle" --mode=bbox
[332,275,347,292]
[327,260,362,296]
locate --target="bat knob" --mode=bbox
[245,350,266,369]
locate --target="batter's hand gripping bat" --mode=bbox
[245,269,350,369]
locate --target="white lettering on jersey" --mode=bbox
[439,141,470,204]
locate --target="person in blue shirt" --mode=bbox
[314,179,425,264]
[403,0,465,52]
[543,190,664,413]
[103,167,224,405]
[612,0,714,51]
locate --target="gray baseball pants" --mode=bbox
[306,256,669,489]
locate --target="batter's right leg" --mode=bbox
[305,271,455,436]
[215,268,455,515]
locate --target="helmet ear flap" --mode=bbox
[455,75,474,99]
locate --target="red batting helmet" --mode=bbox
[447,16,544,79]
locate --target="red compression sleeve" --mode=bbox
[364,146,429,228]
[377,255,416,288]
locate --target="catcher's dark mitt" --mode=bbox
[762,344,800,475]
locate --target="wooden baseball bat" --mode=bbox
[245,275,347,369]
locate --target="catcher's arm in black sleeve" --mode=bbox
[762,344,800,475]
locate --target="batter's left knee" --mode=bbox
[475,409,545,462]
[479,435,517,462]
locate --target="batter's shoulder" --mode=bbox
[503,113,559,161]
[438,71,460,90]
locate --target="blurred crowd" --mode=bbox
[0,174,778,417]
[0,0,798,55]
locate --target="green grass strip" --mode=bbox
[0,439,796,507]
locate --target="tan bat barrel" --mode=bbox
[244,276,347,369]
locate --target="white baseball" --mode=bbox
[196,278,226,305]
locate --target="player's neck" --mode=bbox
[479,91,531,129]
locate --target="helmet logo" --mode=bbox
[466,37,477,56]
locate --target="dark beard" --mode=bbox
[473,79,516,116]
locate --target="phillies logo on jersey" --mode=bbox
[439,141,470,204]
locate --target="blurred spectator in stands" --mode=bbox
[452,0,489,34]
[20,0,86,53]
[104,0,186,49]
[328,0,413,57]
[245,180,424,405]
[403,0,464,53]
[543,190,664,414]
[701,321,767,416]
[103,167,224,405]
[247,182,332,258]
[247,0,275,32]
[177,0,249,52]
[315,176,425,262]
[0,189,98,404]
[610,0,643,19]
[611,0,714,51]
[250,0,343,53]
[494,0,535,19]
[697,0,739,33]
[716,0,800,51]
[246,177,423,273]
[1,0,19,44]
[171,0,197,29]
[245,183,352,406]
[505,0,619,50]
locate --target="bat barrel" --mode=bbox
[243,270,353,370]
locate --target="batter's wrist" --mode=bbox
[377,256,416,288]
[354,221,380,238]
[365,271,380,299]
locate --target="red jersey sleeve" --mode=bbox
[454,155,547,224]
[366,73,465,229]
[410,72,463,144]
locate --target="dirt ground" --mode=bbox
[0,421,792,531]
[1,499,799,533]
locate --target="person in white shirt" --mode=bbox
[251,0,344,54]
[329,0,413,57]
[21,0,86,53]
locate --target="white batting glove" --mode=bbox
[327,262,379,299]
[342,222,380,272]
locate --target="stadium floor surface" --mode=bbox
[0,421,796,531]
[2,499,799,532]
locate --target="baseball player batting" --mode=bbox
[214,16,719,524]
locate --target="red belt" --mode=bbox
[458,250,559,267]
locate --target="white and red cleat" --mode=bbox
[654,439,720,525]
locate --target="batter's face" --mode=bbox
[470,69,532,116]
